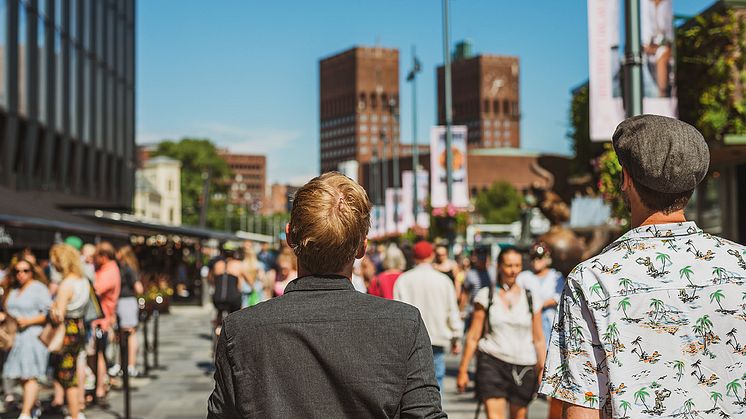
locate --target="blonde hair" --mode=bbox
[288,172,371,274]
[117,245,140,273]
[50,244,83,279]
[383,244,406,271]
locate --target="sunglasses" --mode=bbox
[14,268,31,274]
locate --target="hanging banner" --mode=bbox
[401,170,430,229]
[385,188,406,235]
[588,0,677,141]
[430,126,469,208]
[368,205,386,239]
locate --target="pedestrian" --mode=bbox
[460,247,495,329]
[457,247,545,419]
[269,251,297,297]
[48,244,90,419]
[91,242,120,407]
[111,245,143,377]
[208,172,445,418]
[516,242,564,348]
[241,244,265,307]
[394,240,462,392]
[368,244,406,299]
[539,115,746,417]
[2,256,51,419]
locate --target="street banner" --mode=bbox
[385,188,406,235]
[401,170,430,229]
[430,126,469,208]
[587,0,677,141]
[368,206,385,239]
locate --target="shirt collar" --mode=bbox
[603,221,702,253]
[284,275,355,293]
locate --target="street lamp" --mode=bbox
[407,46,422,225]
[388,97,400,233]
[380,129,389,234]
[442,0,454,205]
[623,0,643,117]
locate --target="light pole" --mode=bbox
[389,98,400,233]
[442,0,454,205]
[407,47,422,225]
[380,130,389,234]
[624,0,643,117]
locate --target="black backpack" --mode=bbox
[213,272,242,313]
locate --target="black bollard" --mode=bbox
[153,309,160,369]
[120,328,131,419]
[142,314,150,377]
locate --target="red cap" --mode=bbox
[413,241,434,260]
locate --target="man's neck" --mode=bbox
[297,263,353,280]
[632,209,687,229]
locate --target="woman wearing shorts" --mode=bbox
[457,247,545,419]
[114,246,143,377]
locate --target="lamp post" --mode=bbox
[442,0,454,205]
[389,98,400,233]
[407,47,422,225]
[380,130,389,234]
[624,0,643,117]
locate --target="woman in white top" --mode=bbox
[457,247,545,419]
[49,244,90,419]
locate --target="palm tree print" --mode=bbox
[618,277,633,295]
[584,391,598,408]
[618,297,632,320]
[672,360,685,381]
[694,315,714,353]
[726,328,741,352]
[684,398,695,413]
[656,252,671,272]
[691,359,705,382]
[710,391,723,409]
[649,298,665,322]
[710,289,726,312]
[620,399,631,417]
[712,267,726,283]
[589,282,603,299]
[680,265,694,285]
[634,387,651,411]
[726,379,742,403]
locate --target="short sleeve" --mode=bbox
[473,286,491,309]
[34,282,52,314]
[538,272,609,410]
[552,272,566,302]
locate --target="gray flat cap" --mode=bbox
[612,114,709,193]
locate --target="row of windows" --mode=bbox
[231,183,263,192]
[321,136,354,150]
[231,164,263,171]
[234,173,262,182]
[320,148,355,160]
[482,99,519,117]
[357,92,398,112]
[320,124,354,139]
[320,115,355,129]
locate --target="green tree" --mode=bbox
[673,360,685,382]
[620,400,631,417]
[473,181,522,224]
[684,398,695,412]
[152,138,232,229]
[584,392,598,408]
[618,297,632,320]
[589,283,603,299]
[710,289,726,311]
[650,298,665,322]
[618,277,633,294]
[727,379,742,402]
[634,387,651,411]
[568,84,605,176]
[680,266,695,285]
[656,252,671,271]
[710,391,723,409]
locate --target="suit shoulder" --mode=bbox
[357,292,422,320]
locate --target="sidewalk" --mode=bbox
[0,305,546,418]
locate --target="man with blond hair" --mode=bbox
[208,172,445,419]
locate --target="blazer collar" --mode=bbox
[284,275,355,293]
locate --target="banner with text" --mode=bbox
[430,126,469,208]
[588,0,677,141]
[385,188,406,235]
[401,170,430,229]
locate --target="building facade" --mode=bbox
[319,46,400,175]
[437,50,520,149]
[0,0,136,209]
[133,156,181,225]
[219,150,266,211]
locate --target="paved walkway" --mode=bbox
[0,305,547,418]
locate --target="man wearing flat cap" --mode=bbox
[539,115,746,418]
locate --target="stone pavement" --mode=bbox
[0,305,547,418]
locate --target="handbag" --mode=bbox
[0,315,18,351]
[84,281,104,323]
[39,321,66,353]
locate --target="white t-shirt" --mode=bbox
[474,286,541,366]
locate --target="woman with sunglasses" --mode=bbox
[2,256,52,419]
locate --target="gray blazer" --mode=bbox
[207,275,446,419]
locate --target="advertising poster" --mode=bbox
[401,170,430,229]
[587,0,677,141]
[385,188,406,235]
[430,126,469,208]
[368,205,385,239]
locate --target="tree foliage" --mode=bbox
[152,138,232,229]
[474,181,522,224]
[677,8,746,141]
[569,84,605,175]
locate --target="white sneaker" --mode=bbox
[64,413,86,419]
[17,414,32,419]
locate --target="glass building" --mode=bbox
[0,0,135,209]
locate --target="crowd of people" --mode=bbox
[0,239,143,419]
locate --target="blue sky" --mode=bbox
[136,0,713,185]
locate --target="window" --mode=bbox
[503,99,509,115]
[483,99,489,113]
[360,135,368,143]
[493,100,499,115]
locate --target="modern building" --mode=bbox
[218,150,266,212]
[133,156,181,225]
[437,43,520,149]
[319,46,401,175]
[0,0,137,209]
[265,183,300,215]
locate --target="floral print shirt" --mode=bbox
[539,222,746,418]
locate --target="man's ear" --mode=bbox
[285,223,294,247]
[621,167,632,192]
[356,239,368,259]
